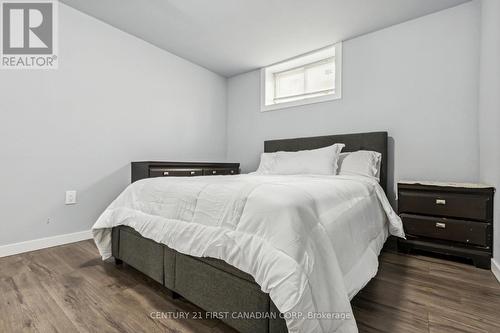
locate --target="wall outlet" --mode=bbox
[65,190,77,205]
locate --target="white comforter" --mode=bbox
[92,174,404,333]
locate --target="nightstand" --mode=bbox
[397,181,494,269]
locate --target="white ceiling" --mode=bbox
[61,0,470,77]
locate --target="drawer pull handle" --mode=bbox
[230,170,234,174]
[435,222,446,229]
[163,171,169,176]
[190,171,196,175]
[212,170,217,174]
[435,199,446,205]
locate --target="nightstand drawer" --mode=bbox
[203,168,238,176]
[149,168,203,177]
[401,214,490,247]
[398,190,491,221]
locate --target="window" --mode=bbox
[261,43,342,112]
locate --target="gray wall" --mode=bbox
[227,2,481,203]
[0,4,227,246]
[478,0,500,261]
[0,1,491,252]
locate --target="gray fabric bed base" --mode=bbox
[112,226,289,333]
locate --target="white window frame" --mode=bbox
[261,43,342,112]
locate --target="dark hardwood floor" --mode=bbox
[1,240,499,333]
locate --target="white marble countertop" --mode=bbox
[398,180,494,189]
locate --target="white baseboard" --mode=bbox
[492,259,500,284]
[0,230,93,258]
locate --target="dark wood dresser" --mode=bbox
[131,161,240,183]
[397,181,494,269]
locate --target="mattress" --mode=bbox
[92,174,404,333]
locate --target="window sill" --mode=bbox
[260,92,341,112]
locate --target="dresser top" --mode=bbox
[399,180,494,189]
[132,161,239,167]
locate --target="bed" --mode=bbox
[92,131,404,333]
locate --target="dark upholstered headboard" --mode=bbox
[264,131,388,193]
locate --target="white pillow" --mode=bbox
[256,143,345,175]
[337,150,382,180]
[254,152,277,174]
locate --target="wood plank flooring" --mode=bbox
[0,240,499,333]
